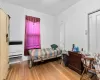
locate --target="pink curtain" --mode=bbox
[24,16,41,55]
[25,21,40,49]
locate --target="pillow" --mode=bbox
[51,44,58,50]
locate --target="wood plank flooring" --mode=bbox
[6,61,81,80]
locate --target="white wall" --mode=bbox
[1,2,56,61]
[53,16,60,46]
[0,1,2,7]
[24,9,55,48]
[3,0,100,61]
[58,0,100,52]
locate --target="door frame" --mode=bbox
[60,21,65,50]
[87,9,100,52]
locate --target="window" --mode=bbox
[25,16,41,52]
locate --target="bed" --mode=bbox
[28,48,62,68]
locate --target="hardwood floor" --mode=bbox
[6,61,81,80]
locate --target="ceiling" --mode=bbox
[2,0,81,15]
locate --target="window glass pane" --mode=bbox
[25,20,41,49]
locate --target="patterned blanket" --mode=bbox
[29,48,61,60]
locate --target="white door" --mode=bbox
[88,11,100,53]
[60,22,65,50]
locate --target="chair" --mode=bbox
[80,57,96,80]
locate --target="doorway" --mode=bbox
[60,21,65,50]
[88,10,100,53]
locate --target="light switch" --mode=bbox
[85,30,88,35]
